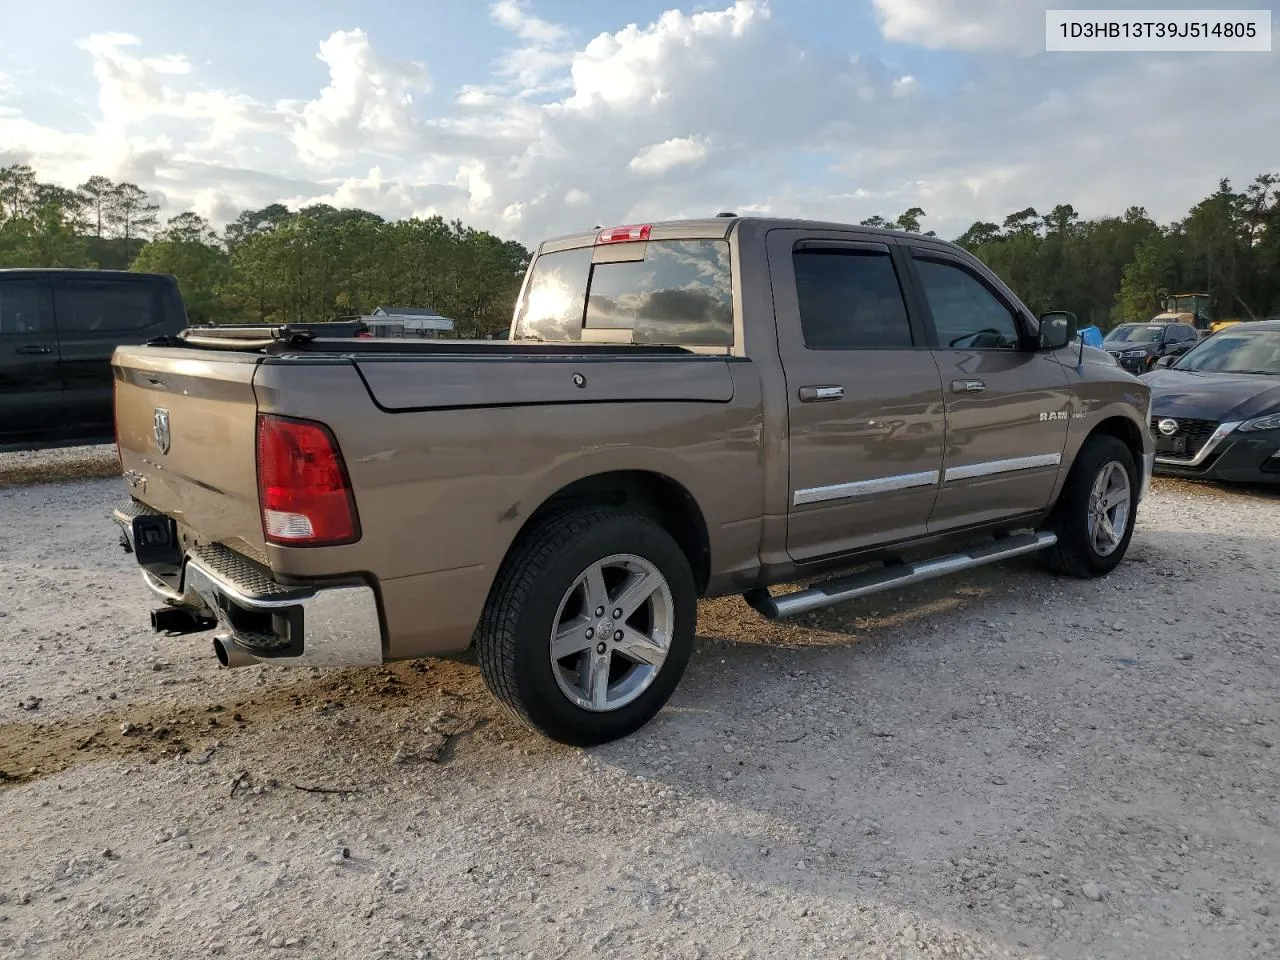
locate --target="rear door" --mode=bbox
[53,275,176,439]
[0,277,61,444]
[767,229,946,562]
[902,246,1071,532]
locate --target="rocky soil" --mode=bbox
[0,464,1277,959]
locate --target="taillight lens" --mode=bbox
[255,414,360,546]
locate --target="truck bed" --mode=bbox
[113,327,742,567]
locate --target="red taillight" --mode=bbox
[255,414,360,547]
[596,224,651,244]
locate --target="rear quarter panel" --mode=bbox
[255,357,767,658]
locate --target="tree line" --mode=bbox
[2,162,1278,334]
[865,173,1280,327]
[0,165,530,337]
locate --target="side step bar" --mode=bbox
[743,530,1058,620]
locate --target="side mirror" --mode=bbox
[1038,311,1078,351]
[1155,355,1175,368]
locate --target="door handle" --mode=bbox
[799,385,844,402]
[951,379,986,393]
[14,344,53,355]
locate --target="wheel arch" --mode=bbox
[1087,414,1146,467]
[507,469,712,596]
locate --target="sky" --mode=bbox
[0,0,1277,244]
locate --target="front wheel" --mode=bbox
[1042,435,1138,578]
[475,508,696,746]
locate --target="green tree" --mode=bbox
[77,175,116,238]
[131,212,233,324]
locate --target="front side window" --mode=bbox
[792,249,913,349]
[54,282,156,333]
[914,258,1020,350]
[0,281,52,336]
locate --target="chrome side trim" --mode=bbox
[1154,420,1242,467]
[792,469,939,506]
[944,453,1062,483]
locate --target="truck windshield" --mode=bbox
[512,239,733,347]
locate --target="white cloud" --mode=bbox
[629,136,709,175]
[291,28,432,164]
[491,0,569,46]
[871,0,1046,52]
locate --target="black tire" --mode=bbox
[475,507,697,746]
[1041,434,1138,578]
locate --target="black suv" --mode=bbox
[0,269,187,450]
[1102,321,1200,374]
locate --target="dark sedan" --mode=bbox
[1102,321,1200,374]
[1142,320,1280,484]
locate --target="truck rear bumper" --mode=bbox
[115,503,384,668]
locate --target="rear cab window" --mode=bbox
[513,235,734,349]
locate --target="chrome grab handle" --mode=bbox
[799,385,844,403]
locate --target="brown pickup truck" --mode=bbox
[111,216,1154,745]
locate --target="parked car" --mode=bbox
[1144,319,1280,484]
[1102,321,1200,374]
[0,268,187,450]
[109,216,1153,745]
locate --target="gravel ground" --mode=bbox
[0,443,119,486]
[1,473,1278,960]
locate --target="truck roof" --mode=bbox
[537,216,965,255]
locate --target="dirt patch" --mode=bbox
[0,443,120,486]
[0,659,494,790]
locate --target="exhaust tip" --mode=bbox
[213,635,259,668]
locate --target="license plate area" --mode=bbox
[131,514,183,577]
[1155,436,1188,456]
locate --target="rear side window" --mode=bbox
[513,239,734,347]
[792,249,913,349]
[53,281,158,334]
[0,281,53,336]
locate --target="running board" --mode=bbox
[742,531,1058,620]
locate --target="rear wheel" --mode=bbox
[1042,435,1138,578]
[475,508,696,746]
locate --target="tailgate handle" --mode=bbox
[799,385,844,403]
[14,344,53,355]
[951,379,986,393]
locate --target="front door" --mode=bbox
[903,247,1071,532]
[768,230,946,563]
[0,278,61,445]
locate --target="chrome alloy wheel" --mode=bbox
[1087,460,1132,558]
[549,554,674,712]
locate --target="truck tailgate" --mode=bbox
[113,346,267,559]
